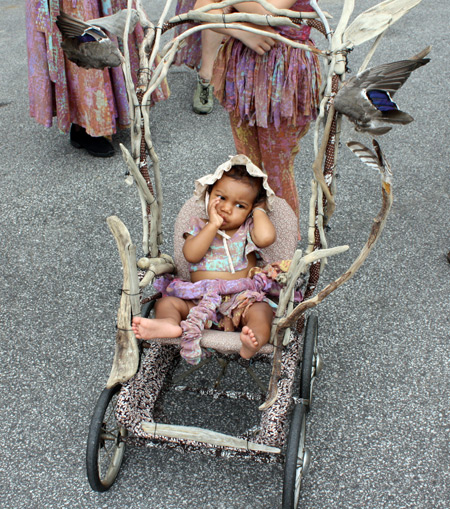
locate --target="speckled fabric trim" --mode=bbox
[256,329,302,448]
[115,327,303,456]
[116,343,179,437]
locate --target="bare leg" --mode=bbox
[193,30,224,114]
[239,302,273,359]
[198,29,224,81]
[131,297,194,340]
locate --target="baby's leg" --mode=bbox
[131,297,194,340]
[240,302,273,359]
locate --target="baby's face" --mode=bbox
[210,175,258,232]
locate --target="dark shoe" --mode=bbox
[192,75,214,114]
[70,124,115,157]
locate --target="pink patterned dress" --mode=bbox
[172,0,202,70]
[212,0,321,130]
[26,0,169,137]
[211,0,322,219]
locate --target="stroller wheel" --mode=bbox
[282,403,310,508]
[86,385,127,492]
[300,313,320,410]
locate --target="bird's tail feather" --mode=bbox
[380,110,414,125]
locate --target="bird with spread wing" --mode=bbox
[56,9,140,70]
[334,47,431,136]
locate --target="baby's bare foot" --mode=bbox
[131,316,182,340]
[240,325,260,359]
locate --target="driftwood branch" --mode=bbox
[119,143,159,256]
[171,0,331,21]
[141,421,281,453]
[344,0,424,47]
[106,216,140,388]
[138,257,176,288]
[159,21,326,62]
[311,104,337,221]
[277,184,393,334]
[261,166,393,408]
[260,245,348,410]
[330,0,355,75]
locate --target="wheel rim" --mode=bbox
[300,313,319,410]
[315,349,323,377]
[97,392,127,487]
[293,411,307,506]
[308,336,320,405]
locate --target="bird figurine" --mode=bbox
[347,139,393,193]
[334,46,431,135]
[56,9,140,70]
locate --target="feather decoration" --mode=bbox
[344,0,424,47]
[347,140,393,191]
[56,10,140,69]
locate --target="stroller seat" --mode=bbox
[145,195,298,355]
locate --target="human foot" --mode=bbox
[131,316,182,340]
[70,124,115,157]
[192,74,214,114]
[240,325,260,359]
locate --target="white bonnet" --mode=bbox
[193,154,276,211]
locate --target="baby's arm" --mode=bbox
[251,206,276,248]
[183,197,223,263]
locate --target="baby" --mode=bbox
[132,156,277,359]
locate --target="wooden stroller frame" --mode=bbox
[85,0,426,504]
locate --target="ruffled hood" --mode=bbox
[193,154,275,212]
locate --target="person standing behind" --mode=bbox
[195,0,321,222]
[26,0,169,157]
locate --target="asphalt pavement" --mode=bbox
[1,0,449,507]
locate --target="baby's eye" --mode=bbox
[236,204,245,209]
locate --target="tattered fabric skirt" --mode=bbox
[25,0,170,136]
[154,261,299,365]
[212,38,321,130]
[171,0,202,69]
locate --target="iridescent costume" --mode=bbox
[172,0,202,70]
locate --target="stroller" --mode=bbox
[87,189,326,507]
[83,0,426,507]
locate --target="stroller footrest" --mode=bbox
[142,330,274,356]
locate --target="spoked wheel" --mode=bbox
[282,403,310,509]
[86,384,127,492]
[300,312,322,410]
